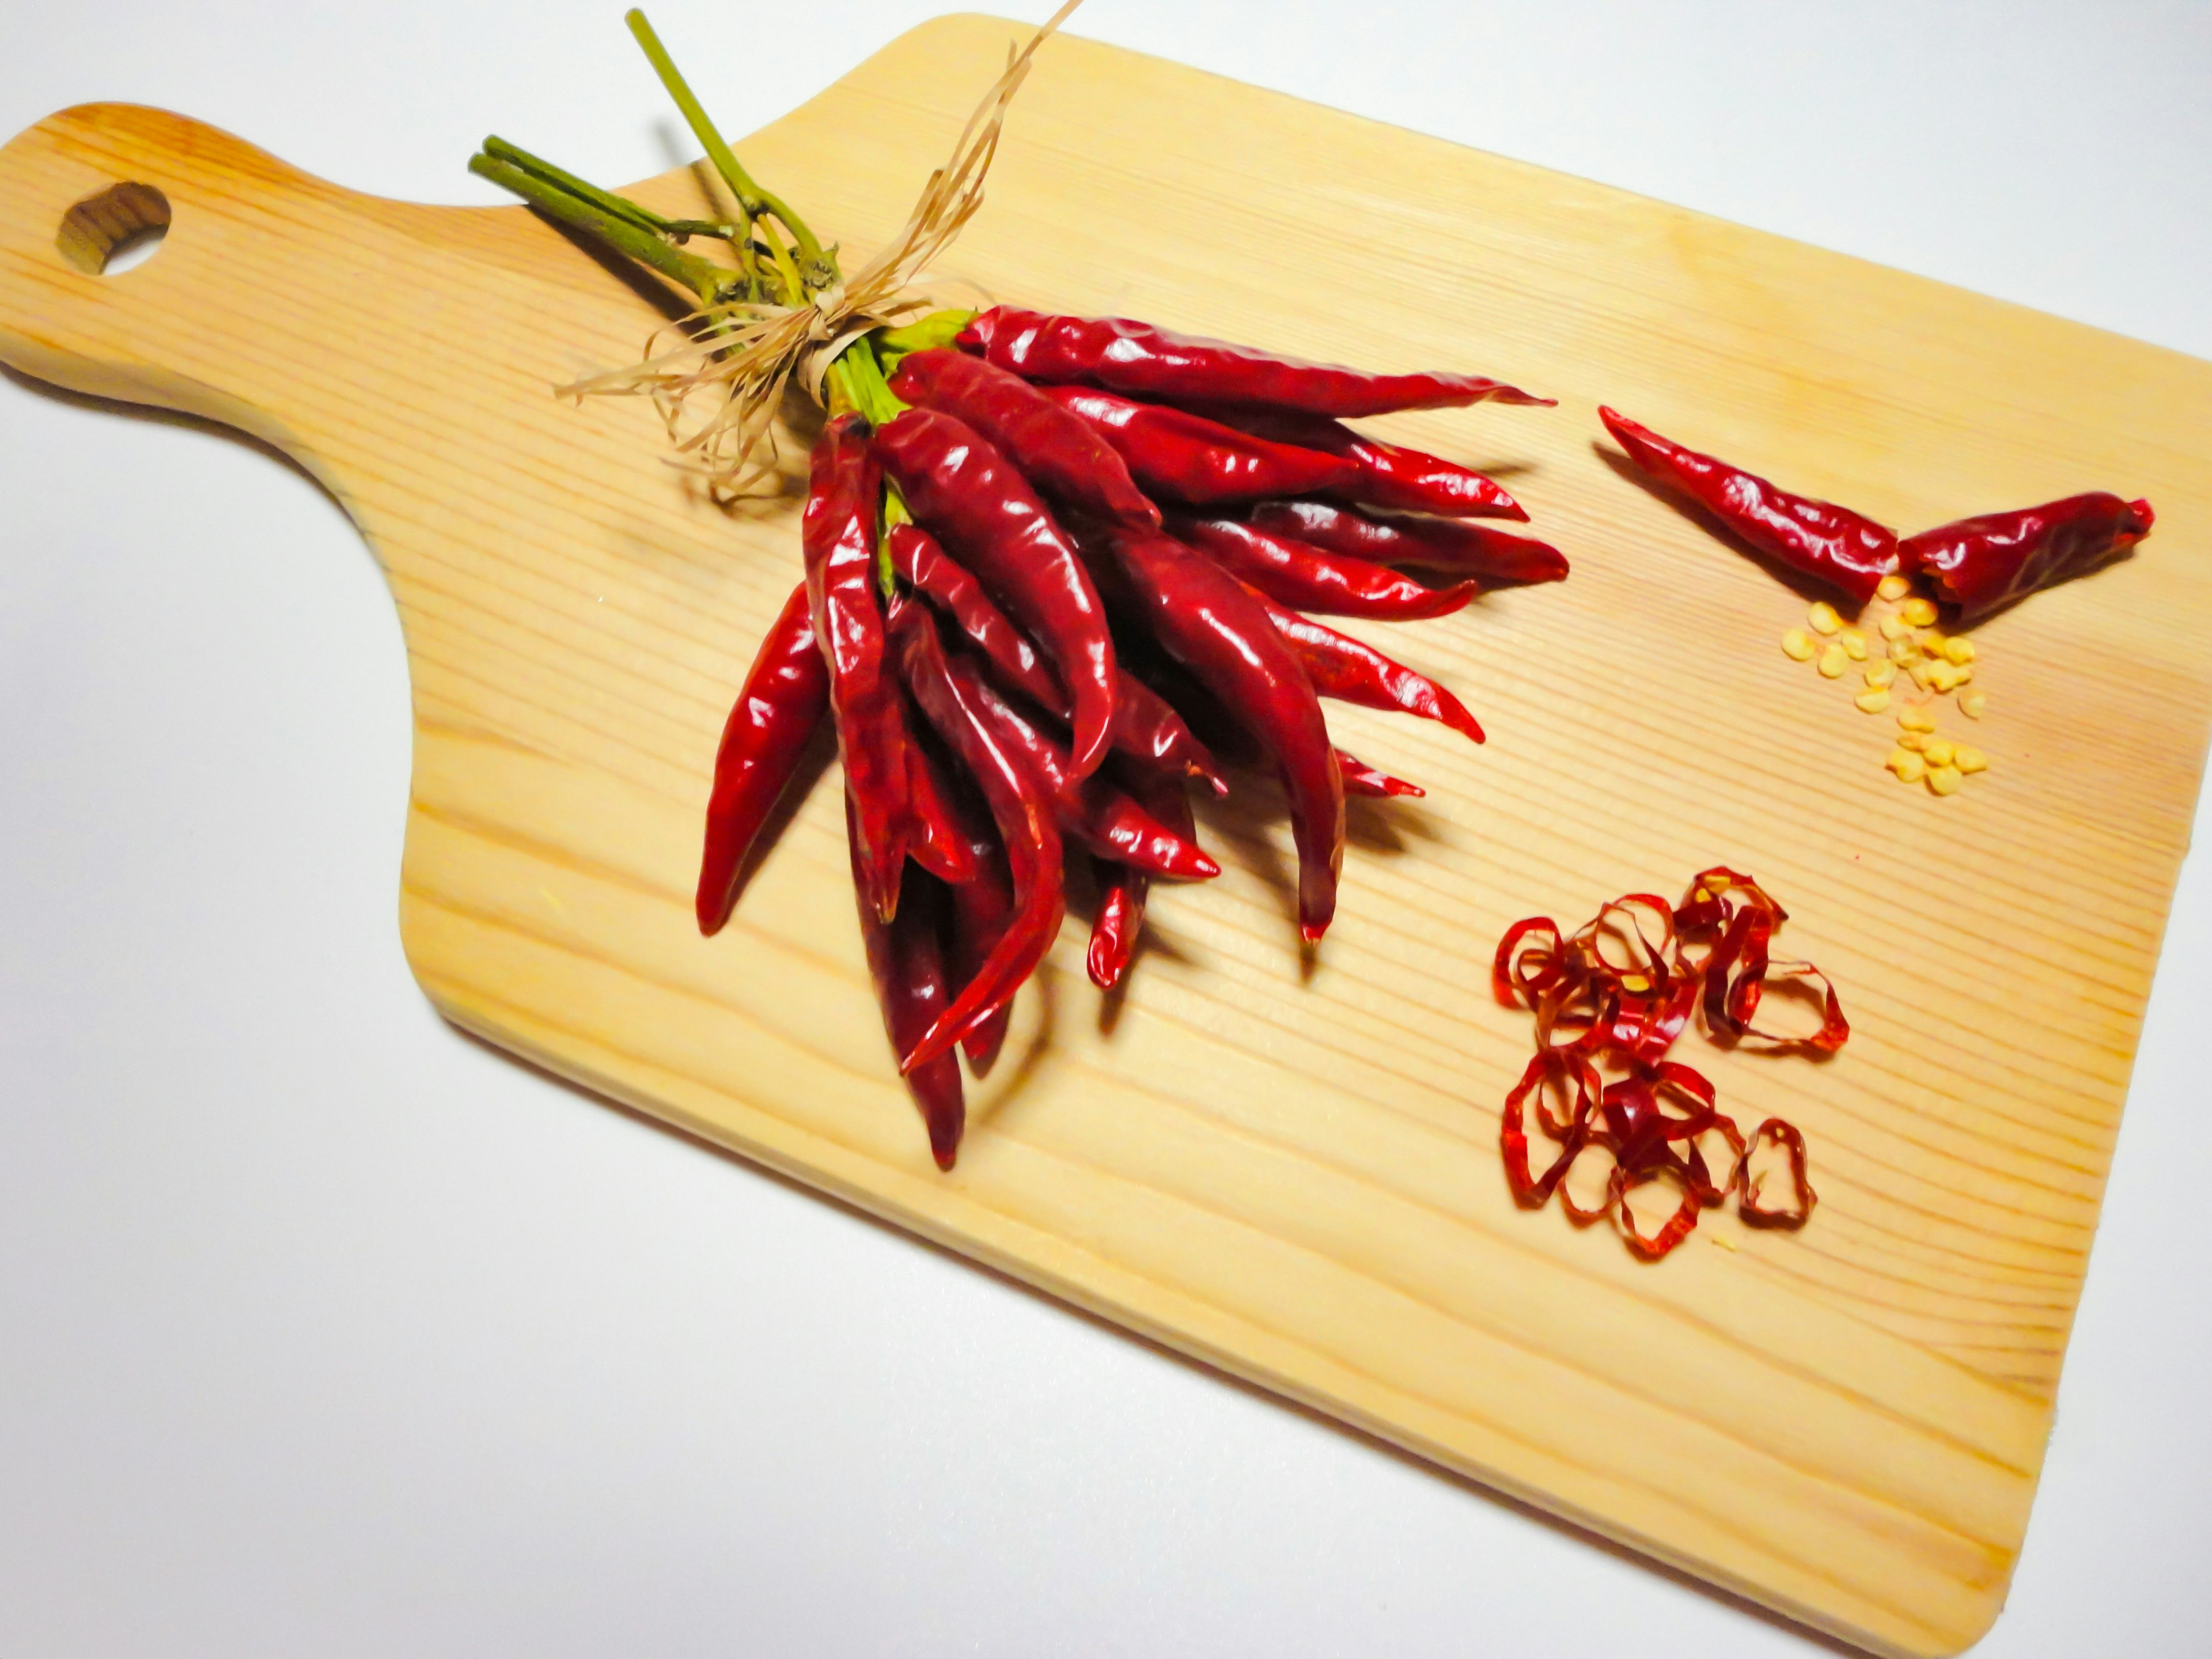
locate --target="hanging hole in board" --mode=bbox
[57,182,172,275]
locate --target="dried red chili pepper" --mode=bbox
[1193,406,1526,520]
[805,413,907,921]
[1248,499,1568,587]
[888,347,1162,532]
[960,306,1554,416]
[696,580,828,935]
[1599,407,1897,605]
[888,522,1224,791]
[1085,772,1196,992]
[1107,529,1345,941]
[891,605,1066,1072]
[846,804,965,1170]
[1174,516,1478,621]
[873,407,1120,779]
[941,783,1016,1077]
[1040,385,1357,504]
[901,722,981,888]
[1899,492,2154,621]
[1335,749,1423,798]
[1240,588,1486,746]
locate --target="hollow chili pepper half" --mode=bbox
[891,604,1067,1072]
[1193,406,1526,521]
[1242,586,1486,747]
[1598,407,1897,605]
[874,407,1119,779]
[960,306,1554,418]
[1175,514,1479,621]
[1108,529,1345,942]
[1249,499,1568,587]
[1335,749,1424,798]
[889,522,1224,791]
[1899,492,2154,622]
[696,580,830,935]
[805,412,908,921]
[1040,385,1358,505]
[845,801,965,1171]
[888,347,1161,533]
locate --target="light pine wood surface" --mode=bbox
[3,16,2209,1656]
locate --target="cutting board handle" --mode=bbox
[0,103,384,456]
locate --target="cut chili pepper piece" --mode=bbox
[890,522,1225,791]
[1899,492,2154,622]
[1108,529,1346,942]
[889,347,1162,532]
[1335,749,1424,799]
[891,605,1067,1073]
[1611,1164,1705,1259]
[696,579,828,935]
[846,804,964,1169]
[1248,499,1567,586]
[1736,1119,1817,1228]
[874,407,1120,779]
[1599,407,1897,605]
[961,305,1555,416]
[1501,1048,1599,1206]
[1241,587,1487,746]
[1175,514,1479,620]
[1041,385,1358,504]
[1191,405,1527,520]
[805,413,908,921]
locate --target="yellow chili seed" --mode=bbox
[1878,615,1913,642]
[1855,687,1892,714]
[1877,573,1912,602]
[1945,637,1976,666]
[1926,661,1963,694]
[1923,738,1956,768]
[1927,764,1963,797]
[1781,627,1816,661]
[1841,629,1868,661]
[1908,659,1939,689]
[1961,692,1988,719]
[1955,745,1988,775]
[1900,597,1938,626]
[1897,730,1930,752]
[1817,642,1849,679]
[1888,637,1920,664]
[1887,749,1927,783]
[1919,628,1948,655]
[1864,660,1897,689]
[1899,706,1938,733]
[1807,601,1843,636]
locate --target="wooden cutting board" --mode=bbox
[5,16,2209,1655]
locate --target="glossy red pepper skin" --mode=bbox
[874,408,1119,779]
[1244,588,1486,746]
[888,348,1161,532]
[1194,406,1525,521]
[891,605,1067,1072]
[1899,492,2154,620]
[845,803,964,1170]
[943,794,1016,1076]
[1335,750,1423,798]
[960,306,1554,417]
[1248,499,1568,586]
[1175,514,1479,620]
[889,522,1224,791]
[1041,385,1357,504]
[1108,529,1345,942]
[805,413,908,921]
[1085,772,1193,991]
[902,722,980,887]
[696,581,830,935]
[1599,407,1897,604]
[944,650,1218,882]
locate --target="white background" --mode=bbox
[4,3,2208,1654]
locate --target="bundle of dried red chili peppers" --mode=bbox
[1493,869,1838,1259]
[476,10,1564,1168]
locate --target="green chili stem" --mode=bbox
[469,153,729,301]
[480,137,671,237]
[624,9,836,291]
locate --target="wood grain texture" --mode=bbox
[3,16,2208,1655]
